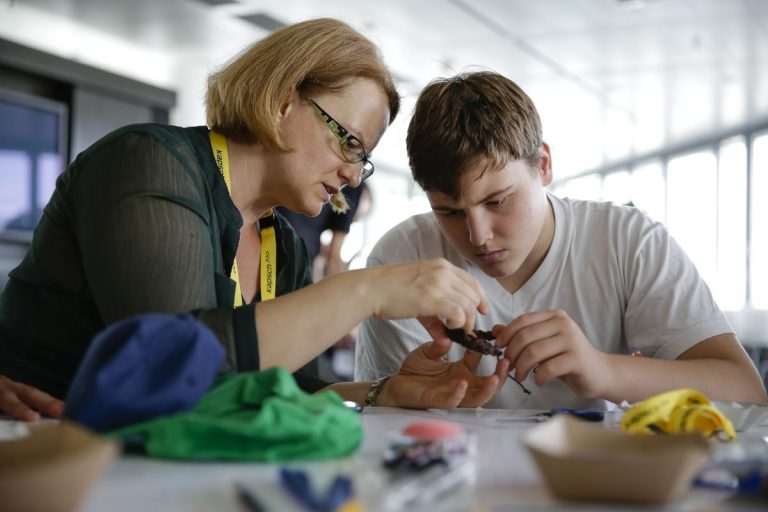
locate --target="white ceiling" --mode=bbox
[3,0,768,179]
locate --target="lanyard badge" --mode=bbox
[209,130,276,305]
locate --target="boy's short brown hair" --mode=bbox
[406,71,542,199]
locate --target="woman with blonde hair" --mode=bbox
[0,18,507,420]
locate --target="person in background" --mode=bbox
[0,20,509,421]
[277,184,370,381]
[277,182,369,281]
[356,71,768,409]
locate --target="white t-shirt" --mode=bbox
[355,194,733,409]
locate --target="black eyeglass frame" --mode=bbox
[309,99,375,181]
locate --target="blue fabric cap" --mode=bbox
[63,313,225,432]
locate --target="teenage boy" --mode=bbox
[355,71,767,409]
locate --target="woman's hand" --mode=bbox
[255,258,487,373]
[368,258,488,334]
[0,375,64,421]
[377,337,509,409]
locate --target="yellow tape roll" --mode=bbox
[620,388,735,440]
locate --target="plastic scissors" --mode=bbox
[279,467,362,512]
[497,408,605,423]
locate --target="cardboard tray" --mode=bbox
[524,415,711,503]
[0,421,118,512]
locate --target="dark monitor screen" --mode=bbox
[0,88,68,232]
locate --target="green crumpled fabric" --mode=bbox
[110,367,362,461]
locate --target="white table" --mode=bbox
[77,407,768,512]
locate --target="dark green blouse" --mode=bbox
[0,124,326,399]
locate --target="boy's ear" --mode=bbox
[538,141,553,186]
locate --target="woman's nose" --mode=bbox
[338,162,362,189]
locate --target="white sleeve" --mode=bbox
[354,249,433,381]
[354,214,456,380]
[355,316,430,380]
[624,221,732,359]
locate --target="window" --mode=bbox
[752,133,768,309]
[353,174,430,270]
[602,170,632,205]
[715,139,747,310]
[0,88,68,234]
[666,151,718,286]
[550,126,768,334]
[630,162,665,222]
[0,151,29,232]
[551,173,602,200]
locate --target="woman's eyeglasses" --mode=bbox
[310,99,374,181]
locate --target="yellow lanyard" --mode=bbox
[621,388,736,441]
[209,130,277,306]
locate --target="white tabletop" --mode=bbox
[72,407,768,512]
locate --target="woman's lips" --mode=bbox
[475,249,506,263]
[324,184,339,195]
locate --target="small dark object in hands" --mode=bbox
[445,329,503,357]
[445,328,531,395]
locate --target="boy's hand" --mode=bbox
[494,309,612,399]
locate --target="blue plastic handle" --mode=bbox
[550,408,604,422]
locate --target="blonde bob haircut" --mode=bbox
[206,18,400,150]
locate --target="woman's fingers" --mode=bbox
[399,377,467,409]
[445,266,488,329]
[0,376,64,421]
[420,336,453,361]
[20,385,65,418]
[460,374,500,407]
[0,390,39,421]
[374,259,486,330]
[435,380,468,408]
[418,316,449,344]
[451,264,489,316]
[461,347,483,372]
[493,357,511,387]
